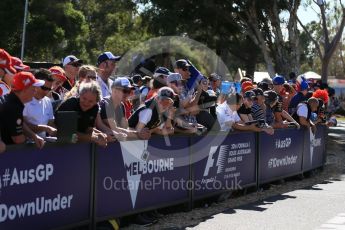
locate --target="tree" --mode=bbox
[0,0,27,56]
[233,0,302,77]
[297,0,345,83]
[137,0,262,77]
[74,0,151,64]
[25,0,89,62]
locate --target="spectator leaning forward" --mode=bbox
[98,77,151,140]
[291,97,319,134]
[128,87,176,136]
[0,71,46,149]
[271,75,299,128]
[56,81,108,147]
[23,69,56,139]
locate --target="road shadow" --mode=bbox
[182,194,296,229]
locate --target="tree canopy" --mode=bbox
[1,0,344,81]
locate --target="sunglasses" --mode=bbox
[86,75,96,80]
[116,88,132,94]
[40,86,52,91]
[170,81,183,86]
[69,62,81,68]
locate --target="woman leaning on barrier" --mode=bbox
[56,81,108,147]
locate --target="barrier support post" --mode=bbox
[90,143,97,230]
[256,132,260,191]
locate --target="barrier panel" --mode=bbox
[0,143,93,230]
[302,125,327,172]
[95,136,190,220]
[191,132,257,200]
[258,128,304,184]
[0,126,328,228]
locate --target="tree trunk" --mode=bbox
[244,2,275,78]
[321,56,331,83]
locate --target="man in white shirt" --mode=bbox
[216,93,242,131]
[216,93,262,132]
[294,97,319,134]
[23,69,56,138]
[96,51,121,97]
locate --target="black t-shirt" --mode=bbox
[56,97,99,133]
[62,79,73,91]
[0,93,25,144]
[99,96,126,128]
[237,103,252,115]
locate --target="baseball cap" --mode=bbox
[97,51,121,65]
[263,90,279,103]
[167,73,182,83]
[175,59,191,69]
[261,77,273,85]
[153,67,171,78]
[112,77,134,89]
[273,75,285,85]
[49,66,67,81]
[62,55,83,67]
[241,81,254,93]
[257,82,269,91]
[252,88,264,97]
[157,87,176,101]
[0,49,16,75]
[11,57,30,71]
[209,73,222,81]
[243,90,255,99]
[11,71,45,91]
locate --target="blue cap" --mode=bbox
[273,75,285,85]
[300,80,309,91]
[153,67,171,78]
[97,51,121,65]
[112,77,134,89]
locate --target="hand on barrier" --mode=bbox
[112,131,127,142]
[92,132,108,147]
[138,127,151,140]
[263,126,274,135]
[33,134,45,149]
[45,126,57,137]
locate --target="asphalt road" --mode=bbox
[188,122,345,230]
[188,178,345,230]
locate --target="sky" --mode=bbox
[297,2,320,24]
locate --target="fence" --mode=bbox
[0,125,327,229]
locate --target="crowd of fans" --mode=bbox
[0,48,338,154]
[0,47,340,227]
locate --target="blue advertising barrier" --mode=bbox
[95,136,190,220]
[0,126,328,228]
[302,125,327,172]
[191,132,257,200]
[258,128,304,184]
[0,143,93,230]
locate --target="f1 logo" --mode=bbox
[203,146,218,177]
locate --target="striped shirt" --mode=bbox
[251,102,265,121]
